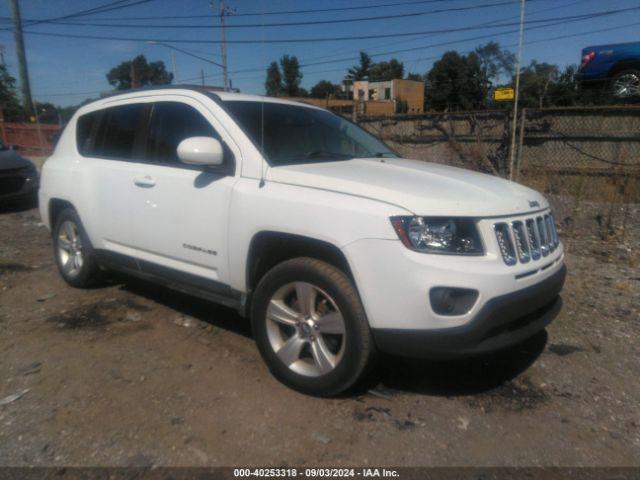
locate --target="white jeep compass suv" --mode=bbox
[39,86,566,396]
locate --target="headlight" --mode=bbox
[390,216,484,255]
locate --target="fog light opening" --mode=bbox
[430,287,479,316]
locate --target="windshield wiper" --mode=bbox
[304,150,351,160]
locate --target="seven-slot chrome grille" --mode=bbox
[494,212,559,266]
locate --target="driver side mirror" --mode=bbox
[177,137,224,166]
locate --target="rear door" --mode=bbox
[75,103,147,258]
[129,97,238,291]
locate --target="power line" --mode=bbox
[13,6,640,45]
[21,0,156,27]
[0,0,158,32]
[147,41,224,68]
[31,8,639,98]
[171,12,630,83]
[175,18,640,85]
[14,0,535,29]
[287,0,586,73]
[14,0,470,22]
[36,15,640,98]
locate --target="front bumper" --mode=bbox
[343,209,566,358]
[371,265,565,359]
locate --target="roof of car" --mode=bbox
[92,84,321,109]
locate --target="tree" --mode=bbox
[369,59,404,81]
[106,55,173,91]
[347,51,373,81]
[265,61,283,96]
[310,80,341,99]
[0,64,23,121]
[34,102,60,124]
[516,61,583,108]
[406,72,423,82]
[551,64,581,106]
[425,51,485,111]
[517,60,560,108]
[280,55,303,96]
[475,42,516,104]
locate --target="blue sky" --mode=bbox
[0,0,638,106]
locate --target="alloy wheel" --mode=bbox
[613,73,640,98]
[57,220,84,277]
[265,281,346,377]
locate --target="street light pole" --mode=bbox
[508,0,526,180]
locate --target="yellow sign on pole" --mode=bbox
[494,87,515,101]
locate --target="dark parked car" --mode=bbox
[577,41,640,100]
[0,143,39,204]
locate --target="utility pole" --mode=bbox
[9,0,33,117]
[508,0,526,180]
[217,0,232,92]
[130,57,139,88]
[0,45,5,66]
[171,51,177,81]
[200,69,205,86]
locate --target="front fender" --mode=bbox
[227,178,410,292]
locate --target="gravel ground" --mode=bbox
[0,200,638,467]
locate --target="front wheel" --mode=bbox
[251,257,376,397]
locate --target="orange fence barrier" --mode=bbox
[0,122,61,158]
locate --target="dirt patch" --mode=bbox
[467,378,549,412]
[547,343,587,356]
[0,263,33,275]
[353,406,420,431]
[46,298,151,330]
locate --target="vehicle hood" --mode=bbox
[0,150,33,171]
[267,158,548,217]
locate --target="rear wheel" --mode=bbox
[611,70,640,99]
[53,208,101,288]
[251,257,376,397]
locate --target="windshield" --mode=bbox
[222,100,396,166]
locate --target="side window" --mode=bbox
[93,104,146,159]
[146,102,219,164]
[76,111,100,155]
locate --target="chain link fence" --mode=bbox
[358,106,640,256]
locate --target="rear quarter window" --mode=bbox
[76,111,100,155]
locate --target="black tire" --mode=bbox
[251,257,377,397]
[52,208,101,288]
[610,69,640,100]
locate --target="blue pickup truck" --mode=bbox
[577,41,640,99]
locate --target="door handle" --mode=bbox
[133,176,156,188]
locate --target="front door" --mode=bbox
[129,98,237,291]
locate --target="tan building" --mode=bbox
[352,79,424,114]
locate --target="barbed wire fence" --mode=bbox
[358,106,640,255]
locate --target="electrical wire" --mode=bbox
[12,0,474,22]
[14,0,535,30]
[22,0,156,26]
[13,7,640,45]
